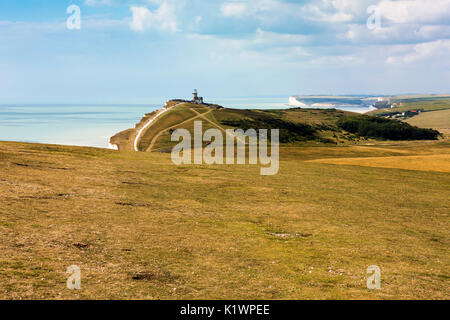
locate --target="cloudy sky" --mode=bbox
[1,0,449,103]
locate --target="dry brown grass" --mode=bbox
[309,154,450,172]
[405,109,450,130]
[0,140,448,300]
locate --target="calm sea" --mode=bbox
[0,97,371,148]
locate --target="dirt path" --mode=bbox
[190,109,226,132]
[142,107,244,153]
[146,109,212,152]
[133,103,183,152]
[190,109,244,143]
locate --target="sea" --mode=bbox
[0,97,373,149]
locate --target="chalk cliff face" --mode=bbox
[110,110,158,151]
[288,96,308,107]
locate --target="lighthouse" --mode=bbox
[192,89,204,104]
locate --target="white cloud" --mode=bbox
[188,29,344,68]
[387,39,450,63]
[378,0,450,24]
[343,22,450,44]
[300,0,450,28]
[220,0,301,22]
[221,2,248,17]
[189,28,309,51]
[302,3,352,22]
[84,0,114,6]
[254,28,310,47]
[301,0,375,23]
[336,0,450,46]
[414,25,450,39]
[308,54,364,66]
[129,1,179,32]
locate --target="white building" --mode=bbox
[192,89,204,104]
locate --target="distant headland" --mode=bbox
[110,91,443,152]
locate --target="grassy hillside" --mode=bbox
[0,140,449,299]
[138,104,211,152]
[405,109,450,129]
[114,101,442,153]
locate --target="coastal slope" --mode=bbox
[111,100,442,153]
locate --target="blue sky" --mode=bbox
[1,0,449,104]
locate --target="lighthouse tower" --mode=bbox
[192,89,203,104]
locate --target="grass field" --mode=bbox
[0,140,448,300]
[405,109,450,129]
[369,96,450,116]
[310,154,450,172]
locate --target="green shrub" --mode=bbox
[337,116,440,140]
[220,117,317,143]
